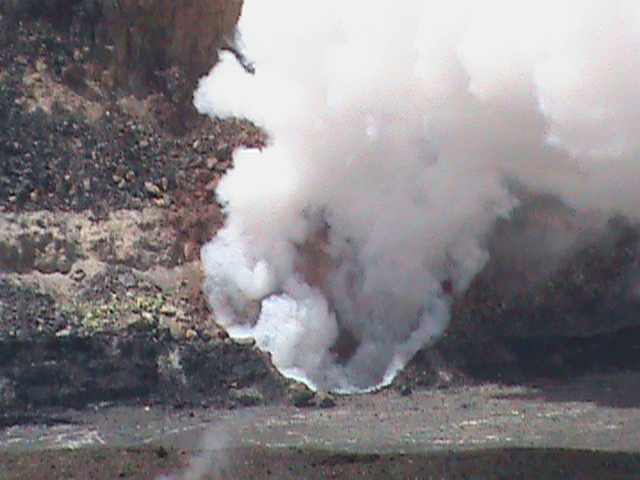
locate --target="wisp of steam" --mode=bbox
[195,0,640,392]
[156,425,233,480]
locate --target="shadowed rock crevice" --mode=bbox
[0,331,288,415]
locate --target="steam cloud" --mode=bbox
[195,0,640,392]
[156,425,232,480]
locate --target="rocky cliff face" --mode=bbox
[1,0,242,132]
[96,0,241,95]
[0,0,292,419]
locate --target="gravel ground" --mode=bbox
[3,377,640,479]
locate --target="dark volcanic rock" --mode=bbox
[2,333,160,409]
[424,201,640,384]
[0,280,72,338]
[0,330,287,417]
[0,2,265,217]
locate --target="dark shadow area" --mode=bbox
[435,325,640,409]
[254,448,640,480]
[414,194,640,409]
[494,371,640,409]
[0,412,75,429]
[456,325,640,384]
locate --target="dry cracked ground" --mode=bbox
[2,2,640,479]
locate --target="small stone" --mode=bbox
[290,384,316,408]
[160,304,178,316]
[237,131,250,144]
[154,197,166,207]
[145,182,162,197]
[112,174,123,184]
[35,58,46,73]
[125,170,136,182]
[183,240,198,261]
[234,336,256,347]
[437,370,453,388]
[185,328,198,340]
[230,387,264,407]
[129,315,154,332]
[216,158,231,171]
[317,393,337,409]
[118,272,138,288]
[124,313,141,327]
[71,268,86,282]
[215,329,230,341]
[399,385,413,397]
[29,190,38,201]
[161,177,169,191]
[83,178,91,191]
[55,327,72,338]
[167,319,185,340]
[206,157,217,170]
[205,177,220,192]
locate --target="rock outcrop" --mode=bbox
[1,0,242,132]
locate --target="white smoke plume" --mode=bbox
[156,426,232,480]
[195,0,640,392]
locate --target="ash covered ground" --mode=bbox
[1,2,640,478]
